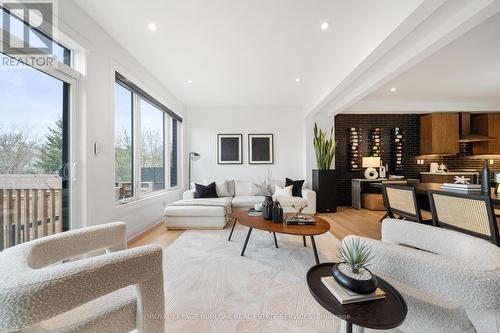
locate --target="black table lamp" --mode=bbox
[188,152,201,189]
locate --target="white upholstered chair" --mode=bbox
[0,222,165,333]
[344,219,500,333]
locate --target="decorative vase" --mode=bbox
[482,160,491,193]
[262,195,273,220]
[271,200,283,223]
[331,262,378,294]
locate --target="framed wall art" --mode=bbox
[248,134,274,164]
[217,134,243,164]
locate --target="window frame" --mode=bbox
[114,74,181,205]
[0,31,82,231]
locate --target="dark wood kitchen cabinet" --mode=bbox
[471,114,500,155]
[420,113,459,155]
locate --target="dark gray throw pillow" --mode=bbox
[195,182,218,198]
[285,178,304,197]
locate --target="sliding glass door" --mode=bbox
[0,53,71,249]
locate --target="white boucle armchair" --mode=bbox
[0,222,165,333]
[343,219,500,333]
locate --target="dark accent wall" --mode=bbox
[334,114,500,206]
[335,114,425,206]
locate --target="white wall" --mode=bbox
[187,107,305,185]
[57,1,187,238]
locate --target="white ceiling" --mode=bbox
[361,12,500,104]
[73,0,423,109]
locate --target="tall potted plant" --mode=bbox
[312,123,337,212]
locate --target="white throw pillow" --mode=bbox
[252,181,270,196]
[274,185,293,197]
[227,179,235,196]
[216,180,232,197]
[234,180,253,196]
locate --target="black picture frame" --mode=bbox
[217,134,243,164]
[248,134,274,164]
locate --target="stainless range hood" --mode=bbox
[458,112,495,143]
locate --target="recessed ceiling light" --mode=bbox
[148,23,157,31]
[390,87,396,92]
[187,80,193,84]
[295,77,301,83]
[321,22,330,31]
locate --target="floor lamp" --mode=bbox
[188,152,201,189]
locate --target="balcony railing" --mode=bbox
[0,175,64,250]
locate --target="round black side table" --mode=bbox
[307,263,407,333]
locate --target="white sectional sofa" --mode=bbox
[164,179,316,229]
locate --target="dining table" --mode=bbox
[371,182,500,211]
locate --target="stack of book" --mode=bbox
[285,216,316,225]
[441,183,482,192]
[321,276,386,304]
[248,208,262,217]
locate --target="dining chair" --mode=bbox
[428,190,500,246]
[382,185,432,225]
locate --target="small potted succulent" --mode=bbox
[332,237,378,294]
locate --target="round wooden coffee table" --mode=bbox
[307,263,407,333]
[228,210,330,264]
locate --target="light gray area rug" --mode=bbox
[163,224,342,333]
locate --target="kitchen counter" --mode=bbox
[420,171,479,184]
[420,171,478,175]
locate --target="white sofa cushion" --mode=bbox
[165,216,226,229]
[234,180,253,196]
[231,196,265,208]
[164,205,226,217]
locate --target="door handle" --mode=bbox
[71,162,78,182]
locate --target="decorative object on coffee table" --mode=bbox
[332,237,378,294]
[271,200,283,223]
[262,195,273,220]
[217,134,242,164]
[248,134,274,164]
[307,263,407,333]
[312,122,337,213]
[290,203,308,219]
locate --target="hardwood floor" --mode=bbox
[128,222,184,248]
[320,207,383,241]
[129,207,383,248]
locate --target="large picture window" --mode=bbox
[114,73,182,203]
[140,99,165,193]
[114,83,133,200]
